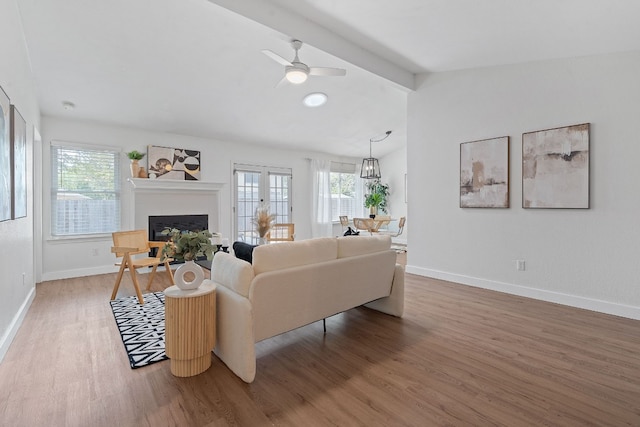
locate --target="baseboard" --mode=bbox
[405,265,640,321]
[0,286,36,363]
[42,265,119,282]
[41,264,174,282]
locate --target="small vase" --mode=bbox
[174,260,204,290]
[258,237,267,245]
[130,159,141,178]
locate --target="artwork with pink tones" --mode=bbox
[460,136,509,208]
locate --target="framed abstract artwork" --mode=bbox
[147,145,201,181]
[522,123,590,209]
[0,86,10,222]
[460,136,509,208]
[11,105,27,219]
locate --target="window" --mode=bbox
[330,162,363,221]
[51,143,121,236]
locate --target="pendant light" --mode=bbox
[360,130,392,179]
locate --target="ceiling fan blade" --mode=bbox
[274,76,288,88]
[262,49,292,66]
[309,67,346,77]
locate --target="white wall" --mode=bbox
[380,145,407,244]
[0,0,41,361]
[40,117,361,280]
[407,51,640,319]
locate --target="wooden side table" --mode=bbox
[164,281,216,377]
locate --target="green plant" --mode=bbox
[364,180,390,213]
[160,228,218,262]
[364,192,384,209]
[126,150,145,161]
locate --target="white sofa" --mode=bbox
[206,235,404,383]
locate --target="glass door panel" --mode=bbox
[234,165,291,244]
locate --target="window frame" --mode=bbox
[330,162,364,222]
[48,140,122,240]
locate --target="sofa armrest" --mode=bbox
[364,263,405,317]
[211,252,255,297]
[213,284,257,383]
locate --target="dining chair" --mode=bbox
[266,223,295,242]
[339,216,350,233]
[380,216,406,237]
[111,229,174,304]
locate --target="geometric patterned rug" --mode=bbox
[109,292,168,369]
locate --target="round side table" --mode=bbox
[164,281,216,377]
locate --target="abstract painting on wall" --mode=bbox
[10,105,27,219]
[0,86,10,222]
[147,145,201,181]
[522,123,589,209]
[460,136,509,208]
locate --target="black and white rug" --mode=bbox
[109,292,168,369]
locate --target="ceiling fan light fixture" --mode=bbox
[285,68,308,84]
[303,92,327,107]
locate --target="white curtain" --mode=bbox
[309,159,332,237]
[355,174,366,218]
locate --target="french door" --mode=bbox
[234,164,292,244]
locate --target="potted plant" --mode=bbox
[126,150,146,178]
[160,228,218,262]
[160,228,220,290]
[365,192,384,218]
[364,180,390,217]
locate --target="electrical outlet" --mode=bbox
[91,248,99,256]
[516,260,526,271]
[22,272,26,285]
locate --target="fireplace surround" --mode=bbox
[127,178,224,250]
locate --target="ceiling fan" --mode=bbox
[262,40,346,87]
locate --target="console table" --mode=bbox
[164,282,216,377]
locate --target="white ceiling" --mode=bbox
[16,0,640,158]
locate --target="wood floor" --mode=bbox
[1,263,640,426]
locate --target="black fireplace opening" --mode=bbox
[148,214,209,260]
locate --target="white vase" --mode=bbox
[174,260,204,290]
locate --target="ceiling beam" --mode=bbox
[208,0,415,91]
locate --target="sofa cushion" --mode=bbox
[337,235,391,258]
[212,252,255,297]
[233,241,257,264]
[252,237,338,275]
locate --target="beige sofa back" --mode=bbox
[212,236,393,297]
[252,237,337,275]
[251,249,396,342]
[336,235,391,258]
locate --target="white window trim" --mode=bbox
[47,140,122,241]
[329,162,365,222]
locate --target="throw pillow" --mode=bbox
[233,241,256,264]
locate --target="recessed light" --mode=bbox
[62,101,75,111]
[303,92,328,107]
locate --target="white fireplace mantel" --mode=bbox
[126,178,225,232]
[127,178,224,192]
